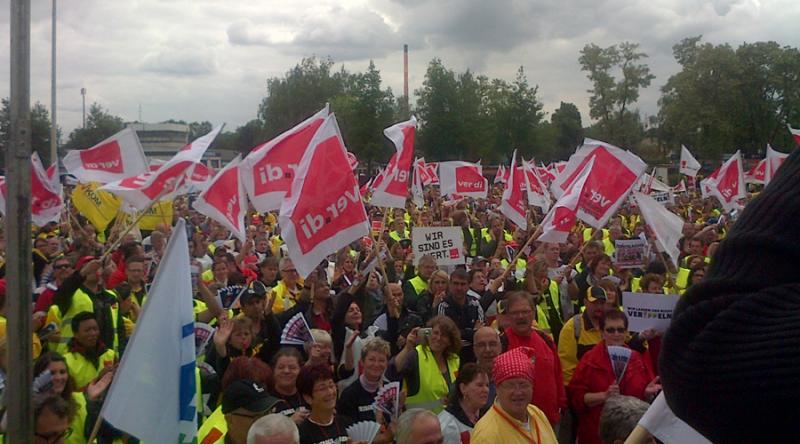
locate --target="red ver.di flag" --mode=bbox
[764,144,788,186]
[192,155,248,241]
[371,117,416,208]
[278,114,370,278]
[499,150,527,229]
[551,139,646,229]
[539,157,594,244]
[63,128,148,184]
[241,105,329,212]
[31,152,64,227]
[523,159,551,213]
[707,151,745,212]
[101,125,222,210]
[438,161,488,198]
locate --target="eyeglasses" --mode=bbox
[53,264,71,270]
[35,427,72,444]
[604,327,627,334]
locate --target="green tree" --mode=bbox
[0,99,56,167]
[258,57,345,140]
[63,103,124,151]
[550,102,583,159]
[415,59,462,159]
[579,42,654,149]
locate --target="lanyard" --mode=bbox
[492,404,541,444]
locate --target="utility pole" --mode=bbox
[50,0,57,165]
[81,87,86,128]
[7,0,34,442]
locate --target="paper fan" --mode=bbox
[607,345,632,383]
[346,421,381,444]
[216,285,247,309]
[372,381,400,419]
[281,313,314,345]
[194,323,216,358]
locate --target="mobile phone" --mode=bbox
[38,322,57,338]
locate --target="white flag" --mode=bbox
[764,144,789,186]
[63,128,148,184]
[638,393,711,444]
[679,145,701,177]
[102,219,197,443]
[634,192,684,267]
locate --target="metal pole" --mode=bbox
[49,0,57,165]
[7,0,34,442]
[81,87,86,128]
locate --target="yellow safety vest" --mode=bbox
[582,228,609,242]
[408,275,428,296]
[536,280,561,333]
[65,348,116,391]
[46,289,95,355]
[602,237,615,256]
[405,345,459,413]
[66,393,88,444]
[197,405,227,444]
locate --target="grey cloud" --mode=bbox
[227,20,272,46]
[140,48,218,76]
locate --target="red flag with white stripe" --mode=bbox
[706,151,745,212]
[539,157,594,244]
[523,159,551,212]
[551,139,646,228]
[192,155,248,241]
[278,114,370,278]
[101,125,222,210]
[744,159,766,184]
[63,128,148,184]
[371,117,416,208]
[494,164,508,184]
[499,151,527,229]
[241,105,329,212]
[438,161,487,198]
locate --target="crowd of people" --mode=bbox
[0,171,740,444]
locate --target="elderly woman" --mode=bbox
[567,309,661,444]
[438,363,490,444]
[393,315,461,413]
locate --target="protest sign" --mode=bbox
[651,190,675,205]
[412,227,465,266]
[623,292,680,333]
[614,238,648,269]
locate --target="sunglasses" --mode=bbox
[604,327,626,334]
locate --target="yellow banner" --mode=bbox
[121,200,174,232]
[71,183,121,231]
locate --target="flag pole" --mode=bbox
[101,191,169,258]
[567,227,603,267]
[497,224,543,283]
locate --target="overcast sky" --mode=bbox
[1,0,799,142]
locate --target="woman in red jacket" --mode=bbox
[567,309,661,444]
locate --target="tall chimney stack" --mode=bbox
[403,44,409,108]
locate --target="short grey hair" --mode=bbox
[396,408,439,444]
[247,413,299,444]
[599,395,650,444]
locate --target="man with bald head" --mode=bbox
[474,326,502,408]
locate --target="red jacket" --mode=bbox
[567,341,652,444]
[504,327,567,424]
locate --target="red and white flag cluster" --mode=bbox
[499,151,528,229]
[703,151,745,212]
[192,155,248,241]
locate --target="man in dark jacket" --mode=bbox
[437,269,484,363]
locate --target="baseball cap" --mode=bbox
[586,286,607,303]
[75,256,96,270]
[222,380,272,414]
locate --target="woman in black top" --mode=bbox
[296,365,352,444]
[269,348,309,424]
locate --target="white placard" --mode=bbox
[622,292,680,333]
[412,227,465,266]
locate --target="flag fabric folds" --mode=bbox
[193,155,248,241]
[63,128,149,184]
[438,161,488,199]
[101,218,197,443]
[101,126,222,210]
[634,192,684,267]
[539,158,595,244]
[706,151,745,212]
[499,150,527,230]
[764,144,789,186]
[31,153,64,227]
[371,117,416,208]
[241,105,329,212]
[523,159,551,213]
[679,145,701,177]
[278,114,370,278]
